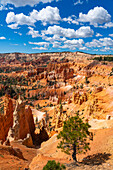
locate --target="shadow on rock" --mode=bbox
[82,152,111,165]
[65,153,111,169]
[12,147,26,160]
[34,127,49,146]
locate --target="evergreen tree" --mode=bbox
[57,112,93,162]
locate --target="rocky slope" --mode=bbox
[0,52,113,169]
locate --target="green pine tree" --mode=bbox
[57,112,93,162]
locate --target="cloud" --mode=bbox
[109,34,113,37]
[51,39,84,50]
[6,12,35,27]
[29,35,84,50]
[14,31,22,36]
[18,32,22,36]
[75,26,93,38]
[96,33,102,37]
[29,41,49,47]
[32,47,48,50]
[78,6,111,27]
[64,39,84,45]
[6,6,112,30]
[64,39,84,49]
[6,6,61,28]
[45,35,67,42]
[86,37,113,48]
[42,25,93,38]
[86,39,102,48]
[27,27,40,38]
[10,43,18,45]
[29,41,50,50]
[99,37,113,47]
[100,22,113,28]
[0,5,8,10]
[79,46,88,50]
[8,23,19,29]
[0,36,6,39]
[62,15,79,25]
[74,0,83,6]
[93,49,98,52]
[1,0,59,7]
[52,41,62,48]
[0,4,13,10]
[42,25,76,38]
[100,47,110,52]
[30,6,61,26]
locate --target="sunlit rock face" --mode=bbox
[7,96,35,141]
[0,94,13,142]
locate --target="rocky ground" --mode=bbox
[0,141,37,170]
[0,52,113,169]
[29,127,113,170]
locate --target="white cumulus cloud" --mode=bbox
[75,26,93,38]
[6,12,35,26]
[52,41,61,48]
[6,6,61,28]
[64,39,84,45]
[8,23,19,29]
[78,6,111,27]
[42,25,76,38]
[45,35,67,42]
[27,27,40,38]
[52,39,84,50]
[62,15,79,25]
[86,37,113,48]
[30,6,61,26]
[63,39,84,49]
[1,0,59,7]
[79,46,88,50]
[42,25,93,38]
[100,22,113,28]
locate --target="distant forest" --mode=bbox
[94,56,113,62]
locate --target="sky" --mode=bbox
[0,0,113,54]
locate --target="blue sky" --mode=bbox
[0,0,113,54]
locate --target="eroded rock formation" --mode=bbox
[0,95,13,142]
[7,96,35,142]
[72,92,88,105]
[51,105,68,130]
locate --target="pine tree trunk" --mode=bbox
[72,143,77,162]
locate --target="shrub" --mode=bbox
[85,77,90,84]
[43,160,66,170]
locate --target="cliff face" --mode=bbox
[72,92,88,105]
[8,96,35,141]
[0,116,7,142]
[0,95,13,142]
[47,63,74,81]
